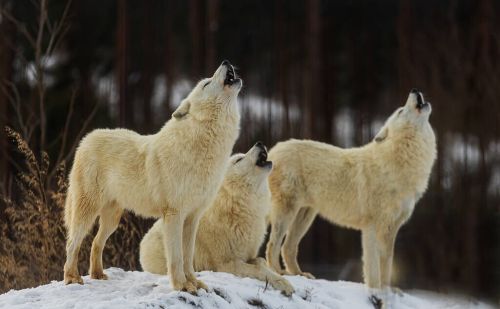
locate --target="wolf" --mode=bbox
[266,89,436,293]
[140,143,294,295]
[63,60,242,293]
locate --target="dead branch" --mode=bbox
[0,5,36,48]
[46,0,72,56]
[47,99,99,182]
[1,80,28,138]
[47,85,78,182]
[1,0,74,151]
[35,0,47,150]
[62,101,99,164]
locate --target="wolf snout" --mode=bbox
[409,88,429,111]
[255,141,268,159]
[222,60,239,86]
[254,142,272,168]
[255,141,265,150]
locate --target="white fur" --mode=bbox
[63,62,241,293]
[266,91,437,290]
[140,145,294,295]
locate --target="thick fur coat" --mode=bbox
[265,90,437,290]
[140,144,294,295]
[63,61,241,293]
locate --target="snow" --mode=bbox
[0,268,494,309]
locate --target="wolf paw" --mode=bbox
[64,273,83,285]
[173,280,198,295]
[273,279,294,296]
[182,281,199,295]
[90,271,108,280]
[186,273,208,291]
[191,278,208,291]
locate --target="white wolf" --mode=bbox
[140,143,294,295]
[266,89,436,292]
[63,61,242,293]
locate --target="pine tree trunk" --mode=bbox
[274,0,290,138]
[205,0,219,72]
[189,0,203,78]
[0,0,14,193]
[164,0,174,116]
[302,0,321,139]
[116,0,130,127]
[142,1,153,132]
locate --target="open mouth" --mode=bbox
[256,149,272,168]
[414,90,429,112]
[223,62,240,86]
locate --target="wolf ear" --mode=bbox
[374,126,388,143]
[172,100,191,119]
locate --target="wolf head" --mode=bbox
[172,60,242,120]
[374,89,434,143]
[224,142,273,189]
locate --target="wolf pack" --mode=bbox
[62,61,437,304]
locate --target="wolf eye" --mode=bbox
[397,109,403,116]
[234,157,243,164]
[202,81,211,89]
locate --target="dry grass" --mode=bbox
[0,127,153,292]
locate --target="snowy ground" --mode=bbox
[0,268,495,309]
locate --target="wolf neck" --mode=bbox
[382,127,437,192]
[210,183,268,225]
[396,125,435,160]
[158,103,240,158]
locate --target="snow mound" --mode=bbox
[0,268,494,309]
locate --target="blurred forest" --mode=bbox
[0,0,499,302]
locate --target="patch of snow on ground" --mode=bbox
[0,268,494,309]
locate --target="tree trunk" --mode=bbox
[164,0,174,116]
[397,0,413,97]
[0,0,14,194]
[274,0,290,138]
[189,0,203,78]
[116,0,130,127]
[142,1,153,132]
[321,9,334,143]
[302,0,321,139]
[205,0,219,73]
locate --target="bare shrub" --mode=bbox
[0,127,153,292]
[0,127,66,291]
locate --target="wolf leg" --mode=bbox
[362,226,382,289]
[266,199,299,274]
[162,212,197,294]
[90,202,123,279]
[377,226,398,288]
[64,194,98,284]
[281,207,317,278]
[217,258,294,296]
[182,209,207,290]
